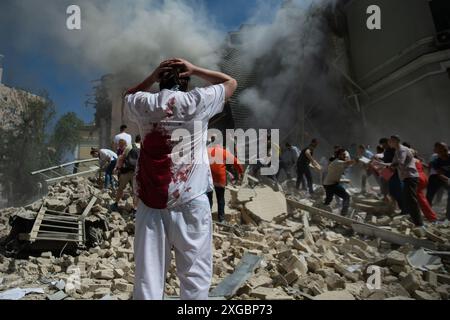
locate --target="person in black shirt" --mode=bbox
[296,139,321,194]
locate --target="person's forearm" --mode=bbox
[192,66,234,85]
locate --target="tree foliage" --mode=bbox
[50,112,84,163]
[0,93,55,206]
[0,93,85,207]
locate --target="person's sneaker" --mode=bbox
[110,203,119,212]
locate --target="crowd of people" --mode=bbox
[86,58,448,301]
[276,136,450,228]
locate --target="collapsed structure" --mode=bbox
[0,173,449,300]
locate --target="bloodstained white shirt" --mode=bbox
[125,84,225,209]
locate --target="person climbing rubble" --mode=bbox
[207,138,243,223]
[90,148,118,190]
[124,58,237,300]
[322,148,356,215]
[296,139,322,194]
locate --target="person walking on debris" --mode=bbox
[114,125,132,155]
[402,143,437,223]
[207,139,243,223]
[124,58,237,300]
[91,148,118,190]
[428,142,450,222]
[322,148,356,215]
[356,144,374,194]
[296,139,321,194]
[111,141,141,213]
[379,138,405,213]
[384,136,424,227]
[277,143,300,182]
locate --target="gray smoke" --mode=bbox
[1,0,224,86]
[236,0,351,147]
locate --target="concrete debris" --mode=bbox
[1,176,450,300]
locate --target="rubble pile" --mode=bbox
[0,177,449,300]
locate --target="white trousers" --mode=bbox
[133,194,213,300]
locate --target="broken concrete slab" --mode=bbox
[314,290,355,300]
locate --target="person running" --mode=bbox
[296,139,321,194]
[207,142,243,223]
[388,136,423,227]
[408,147,438,222]
[124,58,237,300]
[379,137,405,213]
[323,148,356,215]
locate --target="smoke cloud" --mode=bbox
[1,0,224,85]
[235,0,354,148]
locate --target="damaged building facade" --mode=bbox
[344,0,450,151]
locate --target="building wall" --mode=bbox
[345,0,438,87]
[344,0,450,151]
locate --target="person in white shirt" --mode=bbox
[124,58,237,300]
[114,125,132,154]
[323,148,356,215]
[90,148,118,190]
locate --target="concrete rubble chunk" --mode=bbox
[314,290,355,300]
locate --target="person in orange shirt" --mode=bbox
[207,142,243,222]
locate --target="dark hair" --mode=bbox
[376,145,384,153]
[336,148,346,158]
[311,139,319,146]
[358,144,366,150]
[135,135,142,143]
[402,142,411,148]
[379,138,388,145]
[120,125,127,132]
[90,148,99,156]
[160,66,190,92]
[390,135,401,142]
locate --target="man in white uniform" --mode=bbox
[124,58,237,300]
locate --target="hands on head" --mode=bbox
[155,58,197,81]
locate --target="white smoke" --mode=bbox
[2,0,224,84]
[235,0,348,145]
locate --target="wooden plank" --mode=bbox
[34,236,79,242]
[29,206,46,243]
[45,210,79,217]
[39,224,79,231]
[287,198,437,250]
[79,196,97,221]
[209,253,262,298]
[41,218,80,225]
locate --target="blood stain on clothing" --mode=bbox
[137,124,173,209]
[165,97,176,117]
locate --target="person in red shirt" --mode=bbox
[207,141,243,222]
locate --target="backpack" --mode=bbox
[121,143,140,174]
